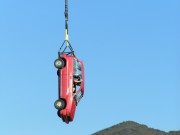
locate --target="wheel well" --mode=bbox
[61,58,66,67]
[60,98,67,108]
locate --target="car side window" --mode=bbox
[73,59,83,104]
[73,59,82,89]
[73,59,82,78]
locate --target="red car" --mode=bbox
[54,53,84,123]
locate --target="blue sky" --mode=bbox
[0,0,179,135]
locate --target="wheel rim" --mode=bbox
[54,58,64,69]
[55,60,62,67]
[56,101,62,108]
[54,100,65,110]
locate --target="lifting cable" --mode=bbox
[59,0,75,56]
[64,0,69,41]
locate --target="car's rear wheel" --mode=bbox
[54,99,65,110]
[54,58,65,69]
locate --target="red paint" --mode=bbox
[57,53,84,123]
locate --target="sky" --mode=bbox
[0,0,180,135]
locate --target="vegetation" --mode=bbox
[92,121,180,135]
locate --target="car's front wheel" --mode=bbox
[54,99,66,110]
[54,58,65,69]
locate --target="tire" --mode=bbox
[57,110,62,118]
[54,58,65,69]
[57,70,60,76]
[54,99,66,110]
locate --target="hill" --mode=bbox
[92,121,180,135]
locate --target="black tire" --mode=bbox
[54,58,65,69]
[57,110,62,118]
[54,99,66,110]
[57,70,60,76]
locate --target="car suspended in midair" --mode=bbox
[54,0,85,124]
